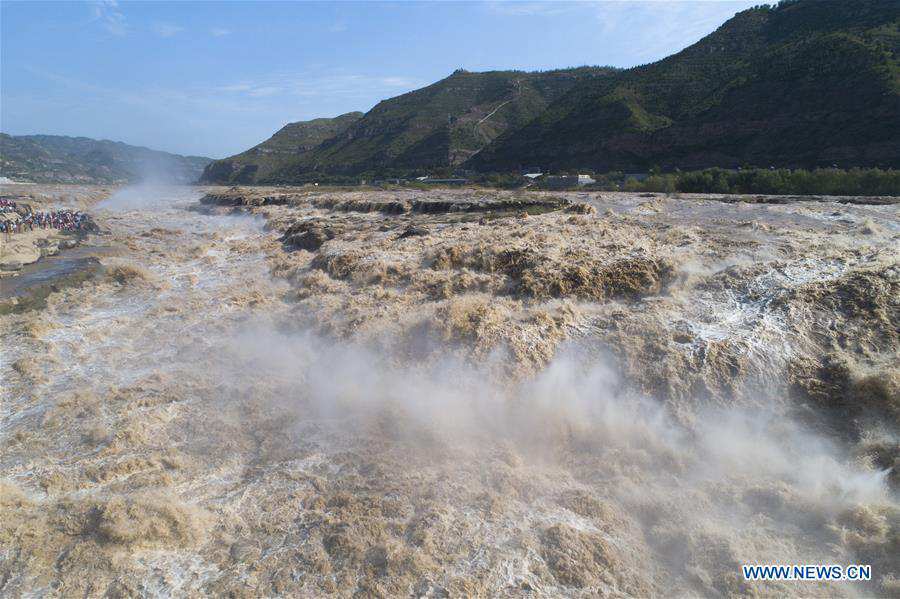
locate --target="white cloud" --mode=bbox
[484,1,578,17]
[592,1,756,63]
[210,72,423,102]
[211,27,232,37]
[246,86,282,98]
[487,1,758,65]
[91,0,127,36]
[328,22,348,33]
[217,83,255,93]
[215,82,283,96]
[152,22,185,38]
[15,66,428,156]
[380,77,416,87]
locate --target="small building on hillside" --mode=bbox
[420,178,469,185]
[542,174,596,188]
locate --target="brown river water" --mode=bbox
[1,186,897,597]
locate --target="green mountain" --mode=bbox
[0,134,212,184]
[469,0,900,172]
[301,68,613,176]
[199,0,899,182]
[198,112,364,184]
[201,68,614,184]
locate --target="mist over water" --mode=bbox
[189,310,898,596]
[1,186,897,597]
[222,321,892,512]
[229,322,891,501]
[97,184,189,211]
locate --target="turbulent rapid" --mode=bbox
[1,185,898,597]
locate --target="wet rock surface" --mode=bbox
[280,220,343,251]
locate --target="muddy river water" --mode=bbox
[1,186,898,597]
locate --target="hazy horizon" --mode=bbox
[2,0,759,159]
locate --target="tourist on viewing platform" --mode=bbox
[0,209,90,235]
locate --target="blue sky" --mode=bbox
[2,1,760,158]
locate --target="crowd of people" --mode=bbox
[1,206,90,238]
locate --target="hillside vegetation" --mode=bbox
[580,167,900,197]
[201,0,899,185]
[471,0,900,172]
[202,68,614,184]
[0,134,212,184]
[198,112,363,184]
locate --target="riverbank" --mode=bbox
[0,184,109,273]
